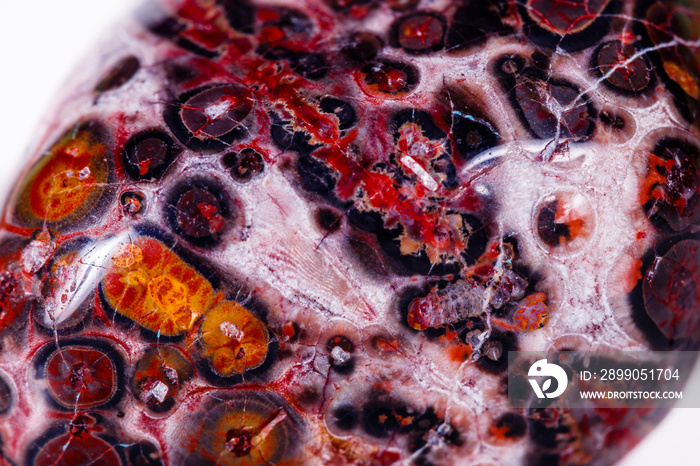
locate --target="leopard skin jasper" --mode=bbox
[1,1,700,465]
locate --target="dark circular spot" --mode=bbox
[120,191,145,215]
[599,110,626,130]
[166,178,233,246]
[319,98,357,131]
[361,400,404,438]
[594,41,654,95]
[316,208,342,231]
[123,129,181,181]
[532,51,551,70]
[361,60,419,96]
[166,83,254,152]
[297,154,338,197]
[223,149,265,182]
[494,54,525,78]
[447,1,513,51]
[509,71,596,141]
[493,412,527,439]
[95,55,140,92]
[218,0,256,34]
[289,52,328,80]
[330,405,359,431]
[392,12,446,54]
[451,111,499,162]
[128,442,163,466]
[343,32,383,62]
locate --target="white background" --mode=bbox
[0,1,697,464]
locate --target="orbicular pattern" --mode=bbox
[1,0,700,465]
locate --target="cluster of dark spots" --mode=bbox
[527,408,573,454]
[256,7,314,43]
[258,46,329,80]
[165,83,254,152]
[390,12,446,54]
[446,0,513,51]
[270,112,319,156]
[518,0,621,52]
[216,0,256,34]
[342,32,383,63]
[122,129,182,181]
[360,60,419,96]
[165,178,234,247]
[491,412,527,439]
[296,154,339,200]
[360,395,417,438]
[327,335,355,375]
[138,4,219,58]
[408,407,463,456]
[95,55,140,93]
[221,149,265,182]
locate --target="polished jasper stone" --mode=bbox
[0,0,700,465]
